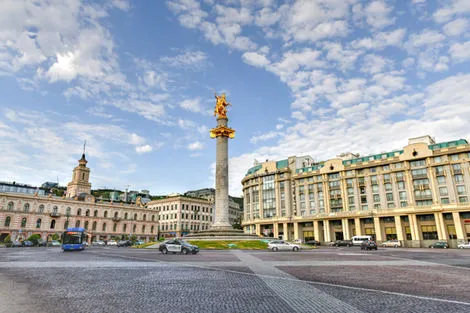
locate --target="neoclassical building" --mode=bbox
[0,153,158,242]
[147,195,214,237]
[242,136,470,248]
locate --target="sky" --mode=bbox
[1,0,470,197]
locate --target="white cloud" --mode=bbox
[188,141,204,150]
[242,52,270,68]
[360,54,391,74]
[449,41,470,63]
[352,28,406,50]
[433,0,470,23]
[406,29,446,53]
[180,98,204,113]
[364,1,395,29]
[443,18,469,36]
[250,131,279,144]
[160,50,208,68]
[135,145,153,154]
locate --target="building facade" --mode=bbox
[0,154,158,243]
[242,136,470,248]
[147,195,214,237]
[185,188,243,225]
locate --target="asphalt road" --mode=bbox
[1,246,470,313]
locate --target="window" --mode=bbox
[450,154,459,161]
[399,191,407,200]
[113,223,117,232]
[102,223,107,231]
[66,207,71,216]
[84,221,89,229]
[410,160,426,168]
[114,212,118,218]
[455,174,464,183]
[94,210,98,217]
[433,156,441,163]
[123,224,127,232]
[372,185,379,193]
[92,221,97,231]
[441,198,450,204]
[374,204,381,209]
[421,225,438,240]
[383,165,390,171]
[23,203,30,212]
[133,224,137,233]
[124,212,128,219]
[75,220,80,228]
[437,176,446,185]
[134,213,137,220]
[36,218,42,228]
[38,205,44,213]
[439,187,448,196]
[85,209,90,217]
[386,193,393,202]
[143,214,147,221]
[151,225,154,233]
[397,181,405,190]
[394,163,403,169]
[4,216,11,227]
[142,225,146,233]
[50,220,56,229]
[459,196,468,203]
[77,208,81,216]
[7,202,14,211]
[373,194,380,202]
[104,211,108,218]
[20,218,27,228]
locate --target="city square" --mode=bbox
[1,246,470,313]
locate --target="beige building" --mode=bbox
[0,154,158,243]
[242,136,470,248]
[147,195,214,237]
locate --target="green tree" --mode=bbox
[4,234,11,243]
[130,235,137,243]
[27,234,41,246]
[51,233,60,241]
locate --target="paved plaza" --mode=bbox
[1,246,470,313]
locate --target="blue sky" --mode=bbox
[1,0,470,196]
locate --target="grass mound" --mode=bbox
[186,240,268,250]
[133,242,158,248]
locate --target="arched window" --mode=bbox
[114,212,118,218]
[36,219,42,228]
[85,209,90,217]
[94,210,98,217]
[53,206,58,214]
[151,225,154,233]
[102,223,107,231]
[151,215,155,222]
[133,224,136,233]
[38,204,44,213]
[7,202,14,211]
[134,213,137,220]
[143,214,146,221]
[4,216,11,227]
[92,221,97,231]
[142,225,146,233]
[84,221,89,229]
[104,211,108,218]
[66,207,71,216]
[123,224,127,232]
[77,208,82,216]
[23,203,30,212]
[75,220,80,228]
[21,217,27,228]
[113,223,117,232]
[50,220,56,229]
[124,213,128,219]
[64,221,69,229]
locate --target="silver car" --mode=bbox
[268,240,300,252]
[458,242,470,249]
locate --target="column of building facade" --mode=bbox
[322,174,329,214]
[373,217,383,242]
[452,212,466,241]
[434,212,447,240]
[283,222,289,240]
[408,213,420,241]
[323,219,331,242]
[404,162,416,206]
[273,223,279,238]
[293,222,299,240]
[313,220,320,241]
[341,218,351,240]
[275,176,281,219]
[354,217,362,236]
[340,173,348,212]
[394,215,405,241]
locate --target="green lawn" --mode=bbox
[133,242,158,248]
[185,240,268,250]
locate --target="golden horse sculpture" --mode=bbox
[214,93,231,119]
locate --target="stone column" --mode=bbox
[408,214,420,241]
[255,224,261,236]
[293,222,299,240]
[395,215,404,241]
[323,220,331,242]
[342,218,351,240]
[434,212,447,240]
[354,218,362,236]
[283,223,289,240]
[314,220,320,241]
[273,223,279,239]
[453,212,465,240]
[212,118,231,229]
[373,217,383,242]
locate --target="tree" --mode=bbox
[4,234,11,243]
[130,235,137,243]
[51,233,60,241]
[27,234,41,246]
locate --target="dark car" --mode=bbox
[305,240,321,246]
[429,241,448,249]
[117,240,132,247]
[159,239,199,255]
[361,240,378,250]
[37,239,47,247]
[22,241,34,247]
[333,240,353,247]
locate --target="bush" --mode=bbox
[51,234,60,241]
[130,235,137,243]
[27,234,42,246]
[4,235,11,244]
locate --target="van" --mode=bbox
[351,235,372,246]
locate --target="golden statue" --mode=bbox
[136,196,142,207]
[214,93,231,118]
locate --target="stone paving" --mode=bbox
[1,247,470,313]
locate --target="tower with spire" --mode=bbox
[66,141,92,198]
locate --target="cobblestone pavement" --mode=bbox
[1,247,470,313]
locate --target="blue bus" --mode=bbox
[62,227,87,251]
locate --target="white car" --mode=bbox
[268,240,300,252]
[107,240,117,246]
[458,242,470,249]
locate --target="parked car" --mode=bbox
[268,240,300,252]
[83,242,89,247]
[117,240,132,247]
[333,240,353,247]
[107,240,117,246]
[458,242,470,249]
[429,241,448,249]
[305,240,321,246]
[50,240,61,247]
[133,240,145,246]
[159,239,199,255]
[92,241,105,246]
[11,241,22,247]
[291,239,303,244]
[381,240,402,248]
[361,240,378,250]
[37,239,47,247]
[22,241,34,247]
